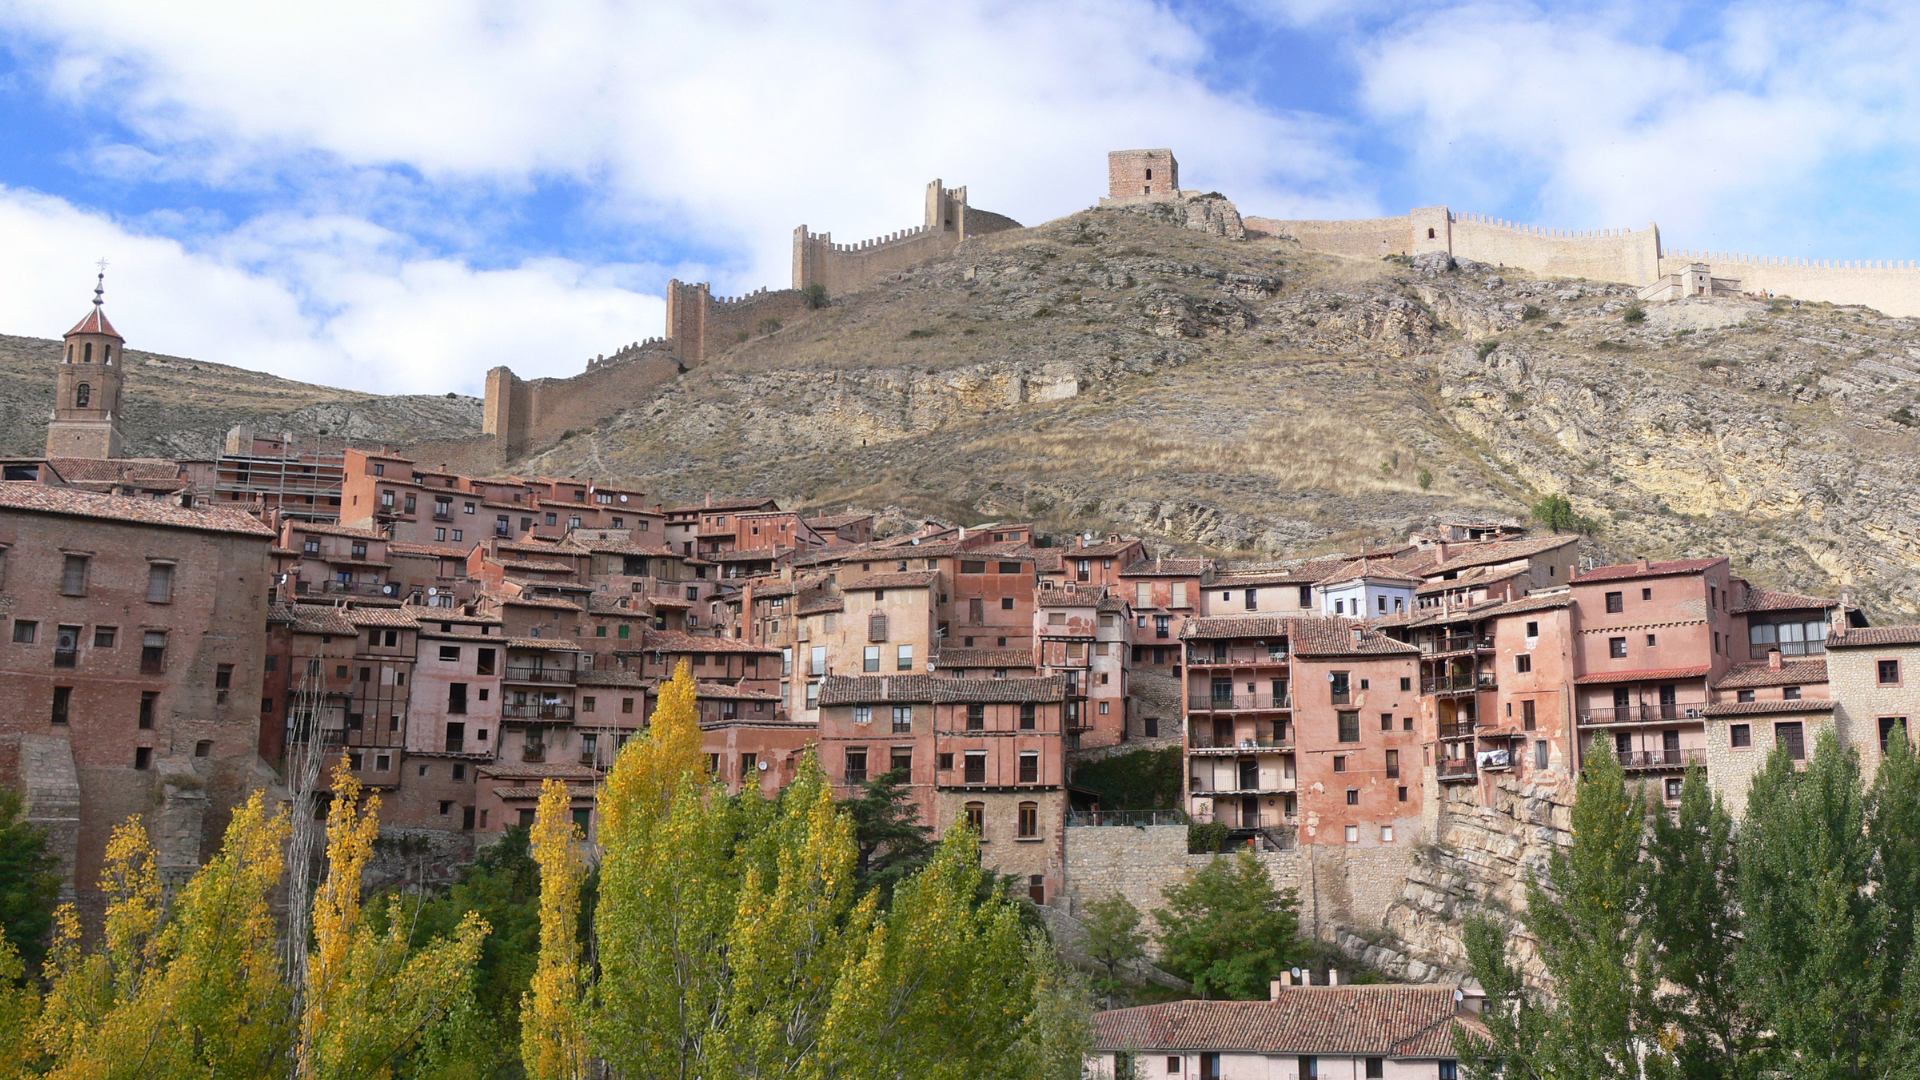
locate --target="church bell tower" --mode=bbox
[45,267,127,460]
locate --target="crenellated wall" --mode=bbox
[1659,248,1920,317]
[482,347,682,458]
[1251,208,1661,287]
[792,178,1020,298]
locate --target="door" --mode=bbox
[1659,684,1678,720]
[1612,687,1631,723]
[1615,731,1632,763]
[1201,1051,1221,1080]
[1241,796,1259,828]
[1239,758,1259,791]
[1663,729,1681,765]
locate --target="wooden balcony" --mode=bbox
[1187,692,1292,714]
[1423,672,1497,695]
[504,666,575,685]
[1437,758,1478,782]
[502,703,573,722]
[1187,733,1294,755]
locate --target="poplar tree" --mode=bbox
[522,778,589,1080]
[1643,768,1753,1080]
[1736,730,1884,1079]
[1868,722,1920,999]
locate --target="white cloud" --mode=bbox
[1352,3,1920,256]
[0,187,666,394]
[2,0,1373,291]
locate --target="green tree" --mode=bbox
[1869,722,1920,1001]
[1152,850,1305,999]
[1464,737,1654,1080]
[0,789,60,977]
[1082,893,1147,1007]
[1738,730,1885,1078]
[840,768,935,903]
[1529,493,1598,535]
[1457,915,1549,1080]
[1644,768,1754,1079]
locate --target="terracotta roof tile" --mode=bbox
[1574,665,1712,685]
[1715,658,1828,689]
[0,482,274,537]
[1212,556,1350,587]
[1423,534,1577,576]
[1120,557,1214,578]
[342,607,420,628]
[388,541,471,558]
[1289,617,1421,657]
[66,304,122,339]
[1731,584,1837,614]
[1183,615,1293,640]
[269,603,356,635]
[493,592,583,611]
[641,629,781,654]
[504,637,581,651]
[1704,698,1835,717]
[937,647,1035,669]
[818,674,1066,706]
[1574,558,1726,584]
[1092,986,1478,1058]
[1827,625,1920,649]
[841,570,940,591]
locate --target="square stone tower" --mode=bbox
[1107,149,1178,201]
[46,272,128,460]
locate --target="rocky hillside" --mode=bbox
[0,334,481,459]
[512,201,1920,612]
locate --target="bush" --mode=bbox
[1623,304,1647,324]
[904,328,939,340]
[1417,467,1434,490]
[803,283,829,309]
[1894,407,1917,427]
[1075,748,1182,813]
[1475,341,1498,361]
[1521,304,1544,321]
[756,318,782,336]
[1530,493,1600,535]
[1187,822,1232,854]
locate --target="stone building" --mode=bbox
[0,483,275,912]
[1824,624,1920,787]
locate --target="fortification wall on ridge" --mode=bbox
[1246,214,1412,258]
[793,179,1020,298]
[483,348,682,458]
[1451,213,1661,285]
[1660,249,1920,318]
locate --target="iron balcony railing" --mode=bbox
[1422,634,1493,655]
[502,703,574,722]
[1578,701,1709,726]
[1189,775,1294,796]
[1188,692,1292,711]
[1188,732,1294,752]
[1618,748,1707,770]
[1186,651,1290,667]
[1437,758,1478,780]
[504,666,575,685]
[1065,809,1189,827]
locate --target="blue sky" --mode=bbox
[2,0,1917,394]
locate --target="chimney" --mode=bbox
[1270,978,1285,1000]
[1768,648,1782,671]
[1433,540,1450,566]
[1299,969,1311,986]
[1639,557,1652,572]
[1327,968,1339,986]
[1351,626,1365,648]
[705,491,713,508]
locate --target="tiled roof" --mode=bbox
[668,496,779,514]
[937,647,1035,669]
[44,456,179,483]
[494,593,583,611]
[1036,582,1118,608]
[0,482,275,537]
[1415,563,1524,596]
[1424,534,1577,576]
[818,674,1067,706]
[1183,615,1292,640]
[66,304,122,338]
[343,606,419,628]
[1482,591,1575,618]
[1827,625,1920,649]
[285,520,386,540]
[1120,556,1213,578]
[841,570,940,591]
[706,547,786,562]
[1573,665,1712,685]
[1091,986,1478,1058]
[1574,557,1726,583]
[693,681,780,700]
[1212,556,1350,587]
[1314,557,1426,587]
[576,669,653,688]
[497,558,579,574]
[388,541,471,558]
[1731,584,1837,614]
[804,512,871,529]
[478,762,599,782]
[1060,537,1144,558]
[797,596,845,616]
[1290,617,1420,657]
[1704,698,1835,717]
[269,603,356,635]
[641,629,781,654]
[574,536,675,557]
[1715,658,1828,689]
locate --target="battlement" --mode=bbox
[1662,249,1920,271]
[793,177,1020,297]
[583,337,669,371]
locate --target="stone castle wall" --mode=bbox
[482,348,682,458]
[792,180,1019,299]
[1660,249,1920,317]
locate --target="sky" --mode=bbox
[3,0,1919,395]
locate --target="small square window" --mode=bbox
[1731,723,1751,748]
[1880,659,1901,685]
[1346,788,1359,806]
[93,626,116,648]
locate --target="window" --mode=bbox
[1881,659,1902,685]
[1337,711,1360,743]
[53,625,79,667]
[134,747,152,770]
[74,382,90,407]
[1776,721,1806,761]
[51,686,71,725]
[10,620,34,644]
[1439,1063,1458,1080]
[1609,637,1628,659]
[897,644,913,671]
[1399,676,1411,691]
[1019,752,1039,783]
[1783,686,1801,701]
[863,646,880,673]
[967,703,985,731]
[1535,739,1549,769]
[964,751,987,784]
[1525,620,1539,638]
[60,554,89,596]
[1346,788,1359,805]
[214,664,233,704]
[93,625,116,648]
[892,705,912,733]
[852,705,872,725]
[1344,824,1359,843]
[964,801,984,832]
[1516,654,1532,673]
[805,682,820,709]
[1645,633,1658,648]
[1329,671,1350,704]
[1605,590,1624,613]
[845,748,867,784]
[1332,755,1346,773]
[1398,785,1408,802]
[1017,802,1038,838]
[1386,749,1399,778]
[810,645,827,676]
[1366,1057,1384,1079]
[1020,703,1036,730]
[1737,689,1756,703]
[1028,875,1045,904]
[1000,597,1014,610]
[1880,716,1909,752]
[1522,699,1537,730]
[1731,723,1751,748]
[890,746,912,775]
[147,562,175,603]
[141,631,168,673]
[960,560,986,574]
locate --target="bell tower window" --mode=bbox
[83,342,92,363]
[102,345,111,364]
[75,384,90,408]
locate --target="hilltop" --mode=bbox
[0,333,481,459]
[7,200,1920,609]
[517,203,1920,611]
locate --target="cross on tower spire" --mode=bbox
[94,258,108,308]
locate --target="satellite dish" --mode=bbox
[757,760,770,772]
[1290,967,1304,979]
[618,494,628,503]
[427,587,439,597]
[381,583,399,597]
